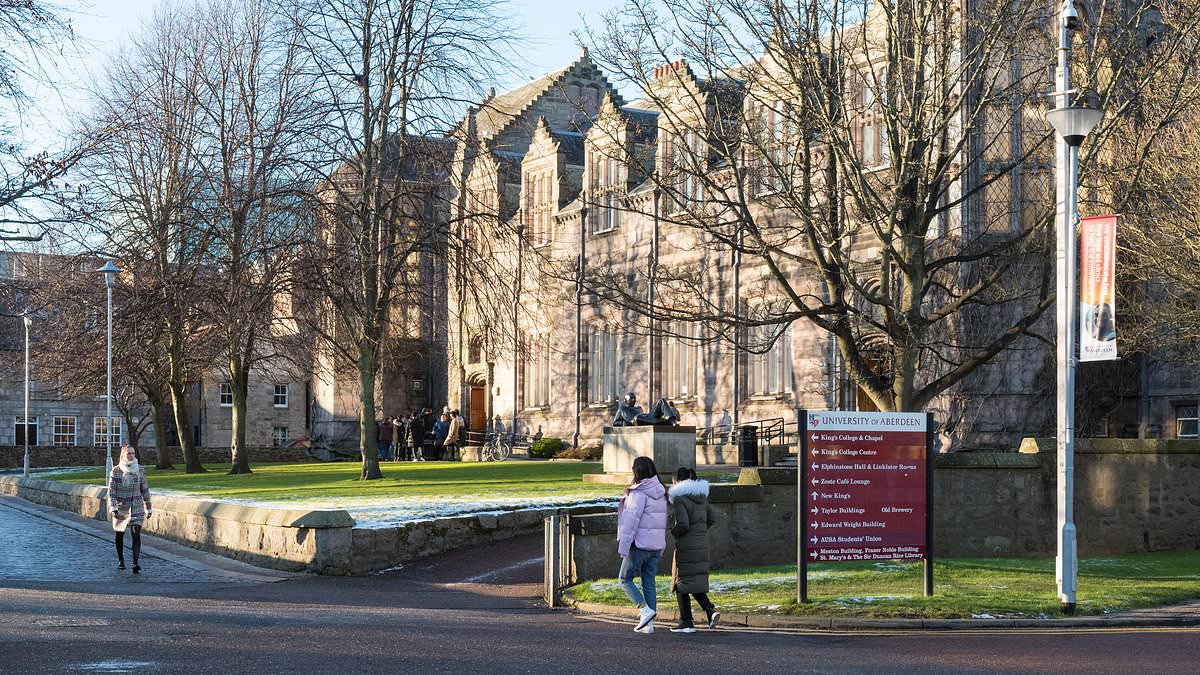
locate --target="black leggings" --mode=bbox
[115,525,141,564]
[676,591,715,625]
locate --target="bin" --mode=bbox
[738,425,759,467]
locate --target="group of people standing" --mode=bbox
[376,407,465,462]
[617,457,720,634]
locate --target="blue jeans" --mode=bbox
[377,441,391,461]
[618,546,661,611]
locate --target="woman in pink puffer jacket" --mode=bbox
[617,456,669,633]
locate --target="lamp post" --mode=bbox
[98,261,121,485]
[22,315,31,478]
[1047,0,1103,614]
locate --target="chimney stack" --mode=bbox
[652,58,689,81]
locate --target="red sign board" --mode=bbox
[801,411,930,563]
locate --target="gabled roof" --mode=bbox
[463,48,621,142]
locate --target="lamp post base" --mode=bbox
[1060,602,1076,615]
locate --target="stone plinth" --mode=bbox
[602,425,696,478]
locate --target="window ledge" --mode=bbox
[748,393,792,402]
[274,404,289,409]
[523,405,550,413]
[587,402,616,410]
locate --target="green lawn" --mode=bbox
[569,552,1200,619]
[43,461,618,502]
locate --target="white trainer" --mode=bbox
[634,623,654,634]
[635,605,657,630]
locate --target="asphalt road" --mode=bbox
[1,497,1198,675]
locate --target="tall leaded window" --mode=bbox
[670,130,703,211]
[523,336,552,408]
[748,323,794,396]
[760,101,788,194]
[274,384,289,408]
[273,426,289,447]
[588,325,620,403]
[94,417,122,448]
[526,171,554,246]
[591,152,622,234]
[663,321,700,399]
[53,416,77,446]
[219,382,233,407]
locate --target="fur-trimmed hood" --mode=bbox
[669,478,710,503]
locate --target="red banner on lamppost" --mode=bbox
[1079,214,1118,362]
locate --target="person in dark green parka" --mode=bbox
[668,466,720,633]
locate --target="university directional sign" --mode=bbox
[797,409,934,602]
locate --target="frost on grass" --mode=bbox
[151,488,619,528]
[830,595,912,605]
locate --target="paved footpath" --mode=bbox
[1,496,1199,675]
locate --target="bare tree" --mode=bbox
[570,0,1200,418]
[192,0,315,474]
[0,1,111,241]
[293,0,519,479]
[79,5,218,473]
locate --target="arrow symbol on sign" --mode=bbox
[811,491,818,501]
[810,506,818,515]
[811,477,819,485]
[811,433,818,442]
[811,462,819,472]
[810,551,819,559]
[810,536,818,545]
[812,521,820,529]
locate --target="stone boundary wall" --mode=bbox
[0,475,355,573]
[0,444,315,469]
[0,474,612,575]
[565,440,1200,581]
[348,504,614,575]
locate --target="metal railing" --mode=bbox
[695,417,788,447]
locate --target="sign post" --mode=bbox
[798,410,933,603]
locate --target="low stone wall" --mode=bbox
[348,504,613,575]
[565,440,1200,581]
[0,474,613,575]
[0,474,354,573]
[0,444,315,469]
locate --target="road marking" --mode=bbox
[449,556,543,585]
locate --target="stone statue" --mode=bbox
[612,392,681,427]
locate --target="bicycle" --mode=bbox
[482,433,512,462]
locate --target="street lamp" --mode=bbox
[98,261,121,485]
[1047,0,1103,614]
[22,314,31,478]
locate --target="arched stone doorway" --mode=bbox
[467,373,488,433]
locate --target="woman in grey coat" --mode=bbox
[668,467,719,633]
[109,445,152,573]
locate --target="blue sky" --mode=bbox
[25,0,615,148]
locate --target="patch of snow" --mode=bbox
[709,575,796,592]
[971,613,995,619]
[831,595,911,605]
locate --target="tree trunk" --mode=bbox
[168,345,205,473]
[228,353,252,475]
[358,340,383,480]
[148,390,174,470]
